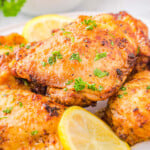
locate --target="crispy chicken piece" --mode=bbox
[0,57,64,150]
[11,12,148,106]
[105,70,150,145]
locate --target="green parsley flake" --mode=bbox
[41,61,47,67]
[137,46,140,55]
[64,88,68,91]
[5,52,9,56]
[82,19,97,30]
[94,68,109,78]
[48,51,63,65]
[147,86,150,90]
[111,41,114,46]
[18,102,23,107]
[31,130,38,136]
[123,92,128,95]
[98,85,103,91]
[94,52,107,61]
[66,80,73,85]
[23,79,28,86]
[70,52,82,62]
[120,86,126,91]
[3,107,13,114]
[74,77,86,91]
[108,33,115,38]
[26,45,31,49]
[87,83,97,91]
[20,43,25,48]
[0,116,8,120]
[117,94,123,98]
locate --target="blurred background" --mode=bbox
[0,0,150,28]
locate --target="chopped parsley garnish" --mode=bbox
[98,85,103,91]
[20,43,25,48]
[94,68,109,78]
[123,92,128,95]
[82,19,97,30]
[74,77,86,92]
[66,80,73,85]
[41,61,47,67]
[111,41,114,46]
[62,30,75,43]
[120,86,126,91]
[3,107,13,114]
[87,83,97,91]
[23,79,28,86]
[26,45,31,49]
[31,130,38,136]
[0,116,8,120]
[48,51,63,65]
[18,102,23,107]
[64,88,68,91]
[108,33,115,38]
[117,94,123,98]
[137,46,140,55]
[5,52,9,56]
[147,86,150,90]
[94,52,107,61]
[70,52,82,62]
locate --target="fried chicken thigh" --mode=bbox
[0,59,64,150]
[105,70,150,145]
[0,34,64,150]
[11,12,149,106]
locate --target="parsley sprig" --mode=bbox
[82,19,97,30]
[94,52,107,61]
[0,0,26,17]
[70,52,82,62]
[94,68,109,78]
[48,51,63,65]
[74,77,103,92]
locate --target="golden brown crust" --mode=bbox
[11,12,147,106]
[105,70,150,145]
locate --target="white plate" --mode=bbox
[0,11,149,150]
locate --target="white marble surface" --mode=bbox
[0,0,150,28]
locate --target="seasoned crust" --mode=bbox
[105,70,150,145]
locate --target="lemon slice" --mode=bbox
[58,106,130,150]
[22,14,73,42]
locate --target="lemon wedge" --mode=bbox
[22,14,72,42]
[58,106,130,150]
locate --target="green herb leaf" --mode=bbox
[70,52,82,62]
[23,79,28,86]
[117,94,123,98]
[48,51,62,65]
[18,102,23,107]
[147,86,150,90]
[5,52,9,56]
[120,86,126,91]
[31,130,38,136]
[74,77,86,91]
[1,0,26,17]
[87,83,97,91]
[98,85,103,91]
[111,41,114,46]
[20,43,25,48]
[123,92,128,95]
[26,45,31,49]
[82,19,97,30]
[64,88,68,91]
[137,46,140,55]
[3,107,13,114]
[94,52,107,61]
[41,61,47,67]
[66,80,73,85]
[0,116,8,120]
[94,68,109,78]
